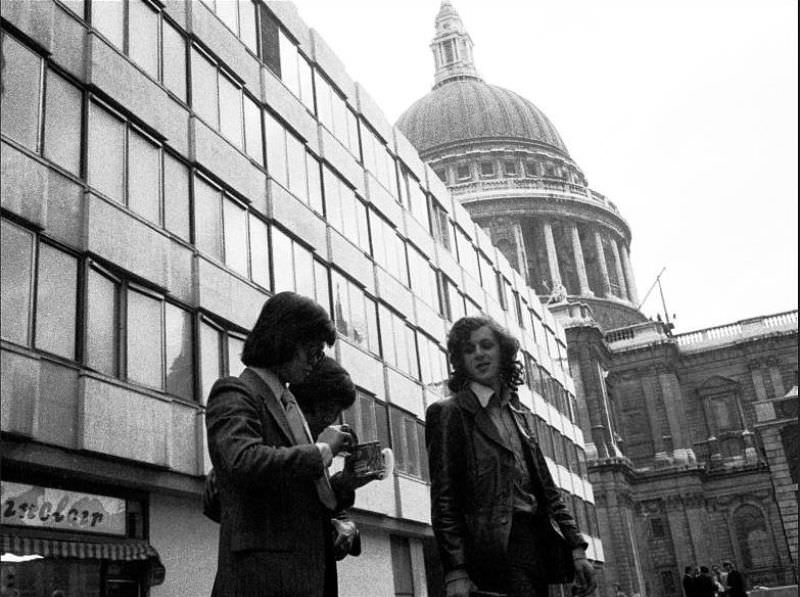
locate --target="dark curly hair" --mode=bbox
[446,316,524,393]
[292,356,356,414]
[241,292,336,369]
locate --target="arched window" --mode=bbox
[733,504,775,568]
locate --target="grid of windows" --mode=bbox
[90,0,188,101]
[332,271,379,354]
[316,71,360,156]
[265,112,321,212]
[191,46,262,162]
[1,8,587,521]
[200,0,258,52]
[1,33,82,176]
[370,210,408,283]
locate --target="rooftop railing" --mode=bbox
[674,310,798,348]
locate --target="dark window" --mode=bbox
[650,517,666,538]
[480,160,495,177]
[456,163,471,180]
[388,406,428,481]
[259,5,281,75]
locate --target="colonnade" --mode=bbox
[511,218,639,304]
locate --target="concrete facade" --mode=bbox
[0,1,597,596]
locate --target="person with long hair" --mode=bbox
[426,316,596,597]
[205,292,357,597]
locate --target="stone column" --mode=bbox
[512,222,529,285]
[618,242,639,304]
[542,220,562,289]
[569,223,592,296]
[593,229,612,298]
[609,239,628,300]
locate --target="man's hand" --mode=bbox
[572,557,597,597]
[318,425,356,456]
[331,518,358,560]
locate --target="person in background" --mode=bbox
[683,566,698,597]
[614,583,628,597]
[426,316,596,597]
[710,564,726,597]
[205,292,356,597]
[722,561,746,597]
[696,566,716,597]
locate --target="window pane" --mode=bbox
[165,303,194,400]
[306,154,323,213]
[264,111,287,186]
[191,48,219,127]
[238,0,258,52]
[35,245,78,359]
[298,55,314,112]
[194,176,223,259]
[278,29,299,95]
[88,103,125,202]
[216,0,239,33]
[200,321,222,403]
[86,268,118,376]
[92,0,124,48]
[243,95,263,164]
[127,289,164,388]
[129,0,159,78]
[313,260,329,311]
[0,220,34,345]
[286,133,306,200]
[294,243,314,299]
[271,227,293,292]
[219,74,243,146]
[248,214,269,288]
[163,22,187,102]
[332,272,351,337]
[128,131,161,223]
[223,197,248,276]
[315,72,332,129]
[44,70,82,174]
[1,35,42,150]
[163,154,190,240]
[227,335,245,376]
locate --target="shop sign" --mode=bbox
[1,482,127,536]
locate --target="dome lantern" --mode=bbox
[431,1,481,88]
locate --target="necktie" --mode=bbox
[280,390,338,510]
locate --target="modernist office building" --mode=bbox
[396,3,798,595]
[0,1,601,595]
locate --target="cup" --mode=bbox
[347,441,394,480]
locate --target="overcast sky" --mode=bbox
[290,0,798,333]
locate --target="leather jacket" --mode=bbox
[425,387,587,583]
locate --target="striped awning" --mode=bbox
[0,533,165,585]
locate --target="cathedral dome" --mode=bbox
[396,78,570,157]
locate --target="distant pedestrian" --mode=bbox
[683,565,698,597]
[711,565,726,597]
[722,561,746,597]
[615,584,628,597]
[696,566,715,597]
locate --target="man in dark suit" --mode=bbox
[683,565,699,597]
[205,292,356,597]
[426,316,595,597]
[722,561,746,597]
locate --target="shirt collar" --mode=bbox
[470,381,510,409]
[250,366,287,400]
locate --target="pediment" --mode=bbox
[697,374,739,395]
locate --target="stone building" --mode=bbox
[396,2,798,595]
[0,1,598,596]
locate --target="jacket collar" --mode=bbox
[240,367,295,445]
[455,386,513,453]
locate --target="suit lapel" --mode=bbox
[457,389,512,453]
[240,368,295,445]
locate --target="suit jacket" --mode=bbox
[725,570,746,597]
[425,387,587,587]
[205,368,355,597]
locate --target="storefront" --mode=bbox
[1,481,164,597]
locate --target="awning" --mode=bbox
[0,533,165,586]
